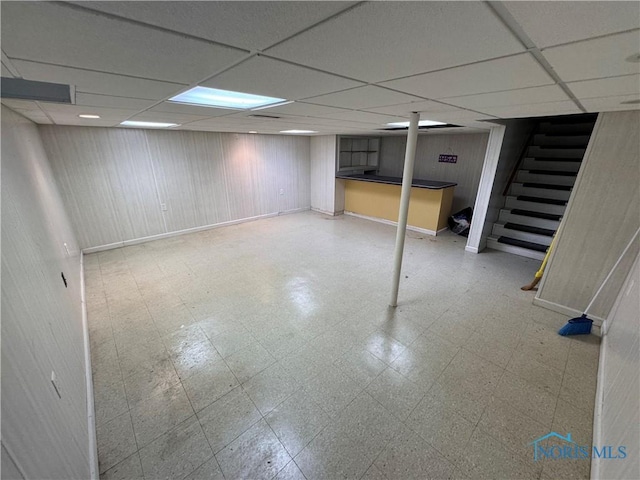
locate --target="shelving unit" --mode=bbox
[337,136,380,173]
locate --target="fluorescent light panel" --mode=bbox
[78,114,100,119]
[386,120,447,127]
[120,120,178,128]
[169,86,287,110]
[280,130,317,134]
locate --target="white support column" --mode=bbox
[390,112,420,307]
[465,124,506,254]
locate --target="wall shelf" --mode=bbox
[337,136,381,172]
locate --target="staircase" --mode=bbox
[487,114,597,260]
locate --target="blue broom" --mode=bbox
[559,228,639,336]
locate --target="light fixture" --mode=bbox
[280,130,317,134]
[251,100,294,111]
[386,119,447,127]
[78,114,100,119]
[169,86,287,110]
[120,120,179,128]
[248,131,258,134]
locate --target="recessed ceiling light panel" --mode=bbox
[78,114,101,119]
[169,86,287,110]
[120,120,179,128]
[280,130,317,134]
[386,120,447,127]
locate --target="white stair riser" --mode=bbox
[521,158,581,173]
[516,171,576,186]
[498,210,560,231]
[505,196,567,215]
[486,236,546,261]
[509,183,571,201]
[492,223,553,246]
[527,146,585,159]
[532,134,590,147]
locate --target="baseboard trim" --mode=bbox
[465,245,479,254]
[82,208,310,254]
[80,252,99,479]
[532,296,605,331]
[343,211,446,236]
[311,207,338,216]
[590,328,607,479]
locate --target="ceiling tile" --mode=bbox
[542,31,640,82]
[302,86,421,110]
[314,110,406,126]
[363,100,465,117]
[72,1,357,51]
[1,1,246,84]
[444,85,570,109]
[568,75,640,99]
[477,101,581,119]
[503,1,640,48]
[266,2,524,82]
[129,111,211,125]
[150,102,236,117]
[38,103,139,117]
[11,60,185,100]
[10,111,54,124]
[421,110,498,123]
[253,101,350,117]
[581,94,640,113]
[201,56,363,100]
[380,54,554,99]
[75,93,155,110]
[1,99,41,111]
[2,62,15,77]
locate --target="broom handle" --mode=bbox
[584,227,640,314]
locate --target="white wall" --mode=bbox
[1,107,91,478]
[537,111,640,319]
[592,253,639,480]
[378,132,490,213]
[310,135,341,215]
[39,127,312,250]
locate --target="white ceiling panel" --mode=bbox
[11,60,185,100]
[266,2,524,82]
[542,31,640,82]
[503,1,640,49]
[150,102,237,117]
[422,110,498,123]
[313,110,407,126]
[129,112,211,125]
[363,100,466,117]
[1,2,246,84]
[568,75,640,99]
[201,56,363,100]
[9,110,53,124]
[75,93,155,110]
[72,1,357,51]
[38,103,139,117]
[478,101,581,119]
[303,86,421,110]
[2,62,14,77]
[581,94,640,113]
[380,54,554,99]
[444,85,570,109]
[253,101,350,117]
[1,99,41,111]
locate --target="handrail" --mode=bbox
[502,126,537,196]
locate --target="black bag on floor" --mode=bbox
[448,207,473,237]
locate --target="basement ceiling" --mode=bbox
[1,1,639,135]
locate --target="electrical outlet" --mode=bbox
[279,189,284,195]
[160,203,167,211]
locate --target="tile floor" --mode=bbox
[87,212,600,480]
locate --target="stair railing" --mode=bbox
[502,127,537,197]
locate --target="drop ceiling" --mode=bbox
[1,1,638,135]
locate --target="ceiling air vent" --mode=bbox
[1,77,72,103]
[249,114,281,119]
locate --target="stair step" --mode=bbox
[493,223,553,246]
[528,146,586,158]
[510,209,562,221]
[510,183,571,200]
[517,170,577,187]
[517,195,567,206]
[498,236,549,252]
[499,210,561,231]
[534,144,590,150]
[521,182,572,191]
[538,124,595,136]
[542,114,598,125]
[521,158,581,173]
[527,170,578,176]
[528,156,583,163]
[504,222,555,237]
[486,236,546,261]
[505,196,567,215]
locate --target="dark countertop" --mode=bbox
[336,173,457,190]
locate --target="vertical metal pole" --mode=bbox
[390,112,420,307]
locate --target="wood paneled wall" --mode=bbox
[1,107,89,478]
[39,127,312,249]
[537,111,640,318]
[310,135,339,215]
[378,132,490,213]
